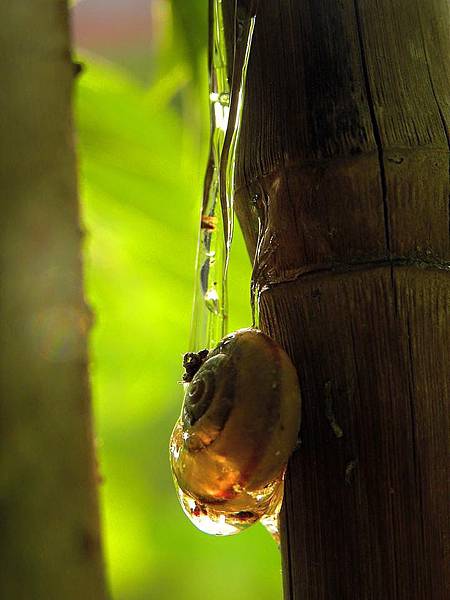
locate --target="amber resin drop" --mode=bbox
[169,329,301,539]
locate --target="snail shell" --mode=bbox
[170,328,301,529]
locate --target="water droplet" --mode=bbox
[204,288,220,314]
[260,512,281,546]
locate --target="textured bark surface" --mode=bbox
[0,3,107,599]
[226,0,449,598]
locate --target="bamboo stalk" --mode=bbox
[226,0,450,597]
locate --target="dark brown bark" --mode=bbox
[0,3,107,598]
[227,0,449,598]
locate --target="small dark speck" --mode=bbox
[328,227,338,238]
[81,530,100,558]
[349,146,363,156]
[236,511,255,521]
[72,61,84,77]
[323,381,344,438]
[345,459,357,485]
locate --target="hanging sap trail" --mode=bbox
[220,4,256,286]
[189,0,256,353]
[189,0,230,352]
[175,1,288,545]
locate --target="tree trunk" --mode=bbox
[228,1,449,598]
[0,3,107,598]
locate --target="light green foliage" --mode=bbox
[75,5,282,599]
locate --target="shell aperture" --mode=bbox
[170,328,301,537]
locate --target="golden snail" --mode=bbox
[170,328,301,536]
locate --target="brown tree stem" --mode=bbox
[0,3,107,598]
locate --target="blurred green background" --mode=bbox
[72,1,282,598]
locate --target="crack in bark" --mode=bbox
[353,0,391,254]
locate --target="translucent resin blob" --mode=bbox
[170,329,301,541]
[170,420,285,538]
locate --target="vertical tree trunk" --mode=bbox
[0,3,107,598]
[228,1,449,598]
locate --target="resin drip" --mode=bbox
[188,0,231,352]
[170,419,285,538]
[172,1,284,543]
[219,2,256,285]
[189,0,256,353]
